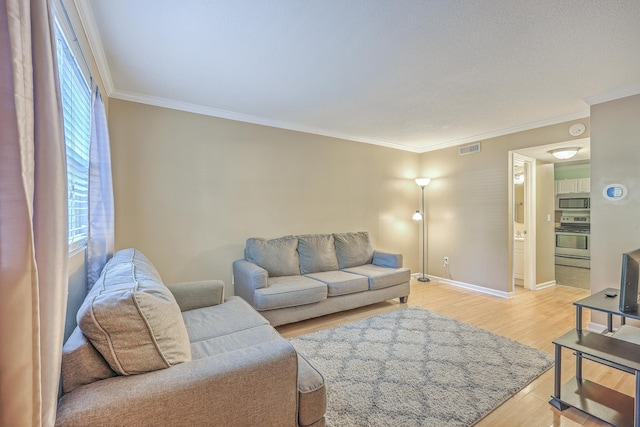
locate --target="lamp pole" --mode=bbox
[415,178,431,282]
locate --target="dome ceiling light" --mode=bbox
[550,147,580,160]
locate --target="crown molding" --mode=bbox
[109,89,424,153]
[584,83,640,106]
[73,0,115,94]
[110,89,594,155]
[415,110,590,153]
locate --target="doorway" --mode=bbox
[510,153,536,292]
[510,137,591,292]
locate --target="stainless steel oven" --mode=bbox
[555,214,590,268]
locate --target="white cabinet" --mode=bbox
[577,178,590,193]
[555,178,591,195]
[514,239,524,280]
[556,179,578,195]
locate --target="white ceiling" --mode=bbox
[77,0,640,153]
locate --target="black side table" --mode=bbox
[550,288,640,427]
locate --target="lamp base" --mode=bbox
[417,277,430,282]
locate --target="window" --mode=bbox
[54,17,91,253]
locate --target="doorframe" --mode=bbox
[509,152,537,291]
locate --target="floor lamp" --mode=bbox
[413,178,431,282]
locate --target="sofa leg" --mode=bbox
[399,296,408,304]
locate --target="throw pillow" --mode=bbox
[297,234,339,274]
[245,236,300,277]
[333,231,374,269]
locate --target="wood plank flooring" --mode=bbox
[277,280,632,426]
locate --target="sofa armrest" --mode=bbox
[232,259,268,306]
[56,340,299,427]
[372,251,403,268]
[165,280,225,312]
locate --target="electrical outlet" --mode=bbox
[444,257,449,265]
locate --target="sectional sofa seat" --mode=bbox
[233,232,411,326]
[56,248,326,427]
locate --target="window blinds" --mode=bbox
[54,20,91,252]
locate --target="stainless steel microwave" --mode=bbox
[558,197,590,209]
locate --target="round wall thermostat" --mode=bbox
[569,123,586,137]
[603,183,628,201]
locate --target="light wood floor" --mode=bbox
[277,280,632,427]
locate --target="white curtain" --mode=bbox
[0,0,69,426]
[86,86,114,289]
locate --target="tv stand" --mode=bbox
[550,288,640,427]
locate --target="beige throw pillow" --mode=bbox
[78,249,191,375]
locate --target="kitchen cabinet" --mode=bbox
[577,178,590,193]
[555,178,590,195]
[556,179,577,194]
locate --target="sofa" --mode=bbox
[233,231,411,326]
[56,248,326,427]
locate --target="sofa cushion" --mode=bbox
[245,236,301,277]
[61,327,117,394]
[333,232,374,269]
[297,234,339,274]
[304,270,369,297]
[77,248,192,375]
[182,297,282,359]
[254,276,327,310]
[342,264,411,290]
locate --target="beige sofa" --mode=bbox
[233,232,411,326]
[56,248,326,427]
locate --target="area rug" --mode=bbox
[289,307,554,427]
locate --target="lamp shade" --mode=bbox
[412,210,423,220]
[550,148,579,160]
[415,178,431,187]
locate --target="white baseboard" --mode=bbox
[413,273,557,297]
[535,280,556,290]
[424,274,511,299]
[587,322,608,334]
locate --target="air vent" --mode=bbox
[458,142,481,156]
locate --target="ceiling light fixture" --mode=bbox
[550,148,580,160]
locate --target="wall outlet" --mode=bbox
[444,257,449,265]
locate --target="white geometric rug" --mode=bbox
[290,307,554,427]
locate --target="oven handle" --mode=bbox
[554,254,590,260]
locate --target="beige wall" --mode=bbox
[109,99,421,295]
[590,94,640,301]
[419,120,589,293]
[109,98,594,296]
[536,162,556,284]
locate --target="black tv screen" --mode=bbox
[619,248,640,313]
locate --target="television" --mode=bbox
[619,248,640,313]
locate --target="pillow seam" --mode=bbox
[130,249,172,369]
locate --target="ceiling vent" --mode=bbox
[458,142,481,156]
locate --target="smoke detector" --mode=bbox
[569,123,586,137]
